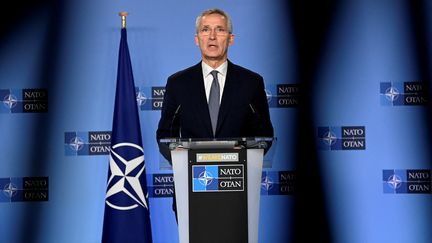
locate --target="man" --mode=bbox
[156,8,274,221]
[157,8,273,161]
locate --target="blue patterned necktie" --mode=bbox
[208,70,220,136]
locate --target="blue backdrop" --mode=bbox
[0,0,431,243]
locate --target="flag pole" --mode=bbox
[119,11,128,29]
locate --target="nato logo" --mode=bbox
[383,169,431,194]
[192,165,244,192]
[148,173,174,198]
[0,89,48,113]
[64,131,111,156]
[1,178,23,202]
[266,84,299,108]
[136,86,164,110]
[261,171,294,195]
[0,177,48,202]
[380,82,427,106]
[105,143,149,210]
[193,165,218,192]
[318,126,366,150]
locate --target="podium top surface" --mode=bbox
[159,137,276,150]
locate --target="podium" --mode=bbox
[160,137,274,243]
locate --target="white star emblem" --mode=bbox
[3,182,18,198]
[387,174,402,189]
[261,176,273,191]
[322,131,337,146]
[136,91,147,106]
[69,136,84,151]
[105,142,148,211]
[385,86,399,102]
[198,171,213,186]
[3,94,17,109]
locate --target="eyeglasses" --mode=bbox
[198,27,229,36]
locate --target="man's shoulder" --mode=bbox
[229,61,263,79]
[168,62,201,81]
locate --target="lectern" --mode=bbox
[160,137,274,243]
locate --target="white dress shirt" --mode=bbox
[201,61,227,103]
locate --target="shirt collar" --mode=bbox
[202,61,228,77]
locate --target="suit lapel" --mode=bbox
[189,62,213,137]
[216,61,239,135]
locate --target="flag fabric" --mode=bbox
[102,27,152,243]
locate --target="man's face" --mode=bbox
[195,13,234,63]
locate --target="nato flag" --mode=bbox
[102,27,152,243]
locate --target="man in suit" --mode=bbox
[156,8,273,219]
[157,8,273,158]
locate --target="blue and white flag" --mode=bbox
[102,27,152,243]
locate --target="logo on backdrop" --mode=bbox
[136,86,165,110]
[192,165,244,192]
[383,169,431,194]
[0,177,49,202]
[148,174,174,197]
[261,171,295,195]
[105,143,149,210]
[380,81,428,106]
[317,126,366,150]
[0,89,48,113]
[64,131,111,156]
[266,84,300,108]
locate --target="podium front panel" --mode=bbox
[188,149,248,243]
[171,146,264,243]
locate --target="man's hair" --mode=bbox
[195,8,233,34]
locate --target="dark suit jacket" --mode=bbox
[156,60,273,161]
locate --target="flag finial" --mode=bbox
[119,12,129,29]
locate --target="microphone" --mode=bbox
[248,103,256,114]
[169,104,181,138]
[249,103,269,150]
[249,103,263,135]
